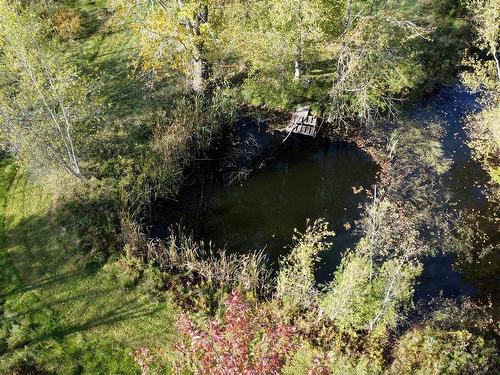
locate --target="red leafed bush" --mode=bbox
[175,291,297,374]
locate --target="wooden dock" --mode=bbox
[284,106,321,140]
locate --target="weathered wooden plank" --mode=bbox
[285,106,322,139]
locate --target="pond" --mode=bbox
[411,85,499,302]
[152,85,498,303]
[200,136,379,280]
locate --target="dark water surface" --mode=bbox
[410,85,499,301]
[200,137,378,277]
[154,85,497,301]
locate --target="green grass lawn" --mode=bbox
[0,162,177,373]
[4,169,177,343]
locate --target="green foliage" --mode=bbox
[320,252,422,333]
[241,74,305,109]
[461,0,499,199]
[276,218,334,317]
[466,101,500,185]
[0,161,144,374]
[2,292,60,350]
[0,161,176,372]
[416,0,471,89]
[222,0,343,108]
[388,299,500,374]
[282,337,384,375]
[282,341,325,375]
[328,0,430,127]
[104,255,167,298]
[461,0,500,90]
[109,0,217,91]
[55,178,121,258]
[318,119,450,335]
[390,325,499,374]
[125,90,236,211]
[122,225,270,314]
[0,0,96,178]
[0,0,497,373]
[104,255,144,290]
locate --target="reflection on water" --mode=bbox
[163,85,497,301]
[411,85,499,302]
[201,137,379,277]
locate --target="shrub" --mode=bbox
[139,264,165,297]
[283,341,384,375]
[320,252,422,334]
[465,100,500,186]
[242,74,304,110]
[104,255,143,290]
[52,9,82,40]
[281,342,329,375]
[390,326,499,375]
[390,298,499,375]
[276,218,334,317]
[55,178,121,260]
[174,290,297,374]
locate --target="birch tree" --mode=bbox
[109,0,224,93]
[271,0,343,81]
[0,1,90,178]
[221,0,342,107]
[462,0,500,91]
[329,0,431,127]
[320,198,424,333]
[461,0,500,186]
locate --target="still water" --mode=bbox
[157,85,497,300]
[200,136,378,278]
[413,85,499,302]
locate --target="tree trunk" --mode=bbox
[192,57,203,93]
[294,1,304,81]
[344,0,351,29]
[493,50,500,80]
[294,50,302,81]
[191,4,210,93]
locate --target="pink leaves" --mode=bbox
[175,291,296,375]
[132,347,154,375]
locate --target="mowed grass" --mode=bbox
[0,1,179,371]
[0,163,178,372]
[5,171,177,345]
[1,0,177,351]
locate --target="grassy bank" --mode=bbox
[0,162,177,373]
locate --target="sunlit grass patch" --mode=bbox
[0,162,178,371]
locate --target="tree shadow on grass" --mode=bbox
[0,269,77,300]
[9,298,167,352]
[4,212,81,284]
[3,208,173,353]
[3,285,117,320]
